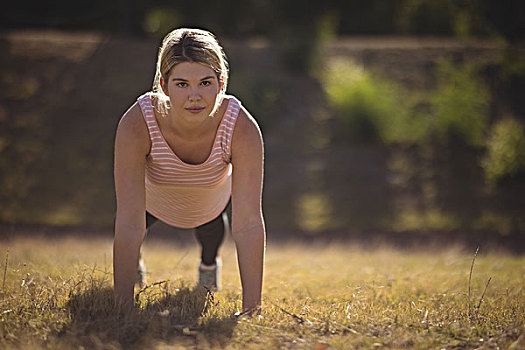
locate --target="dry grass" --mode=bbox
[0,234,523,349]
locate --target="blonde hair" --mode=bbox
[152,28,229,116]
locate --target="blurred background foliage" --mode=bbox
[0,0,524,235]
[483,118,525,186]
[325,58,491,146]
[1,0,523,40]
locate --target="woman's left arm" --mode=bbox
[231,107,266,313]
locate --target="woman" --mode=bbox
[113,28,265,315]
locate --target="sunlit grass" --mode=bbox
[0,235,523,349]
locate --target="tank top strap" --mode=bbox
[219,96,241,162]
[137,92,158,137]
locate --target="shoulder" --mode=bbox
[233,104,262,142]
[118,102,146,135]
[231,105,264,161]
[115,101,150,155]
[224,95,257,136]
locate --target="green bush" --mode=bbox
[324,58,491,148]
[482,118,525,185]
[323,59,427,144]
[429,60,490,147]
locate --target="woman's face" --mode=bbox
[161,61,221,123]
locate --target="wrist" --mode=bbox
[242,295,262,311]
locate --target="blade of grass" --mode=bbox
[2,250,8,301]
[468,246,479,320]
[270,301,308,324]
[476,277,492,315]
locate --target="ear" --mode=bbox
[160,76,169,96]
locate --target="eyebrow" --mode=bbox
[172,76,216,81]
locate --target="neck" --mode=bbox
[168,112,215,139]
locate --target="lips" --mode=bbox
[185,106,206,114]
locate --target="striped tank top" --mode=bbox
[137,92,241,228]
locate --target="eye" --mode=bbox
[201,80,212,87]
[176,82,188,88]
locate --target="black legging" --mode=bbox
[145,209,229,266]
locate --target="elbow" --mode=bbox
[114,219,146,246]
[231,221,265,242]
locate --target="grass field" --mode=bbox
[0,234,523,349]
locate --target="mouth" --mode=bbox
[185,107,206,114]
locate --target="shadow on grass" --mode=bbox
[58,283,237,349]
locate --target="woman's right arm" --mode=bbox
[113,102,150,309]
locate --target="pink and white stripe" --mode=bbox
[137,93,240,228]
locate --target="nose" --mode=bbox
[188,88,201,102]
